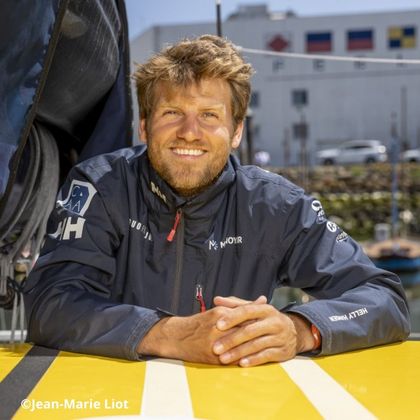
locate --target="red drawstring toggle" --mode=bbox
[196,284,206,312]
[167,209,182,242]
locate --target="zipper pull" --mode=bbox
[196,284,206,312]
[167,209,182,242]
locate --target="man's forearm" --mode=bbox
[137,317,173,357]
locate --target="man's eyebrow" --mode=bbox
[156,103,226,111]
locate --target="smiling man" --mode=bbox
[142,78,242,197]
[24,35,410,365]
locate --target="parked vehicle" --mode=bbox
[317,140,387,165]
[402,148,420,163]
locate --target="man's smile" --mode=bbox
[171,148,206,157]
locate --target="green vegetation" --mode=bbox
[272,163,420,241]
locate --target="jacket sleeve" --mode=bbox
[280,190,411,355]
[24,167,163,360]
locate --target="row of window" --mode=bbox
[271,56,408,73]
[250,89,308,109]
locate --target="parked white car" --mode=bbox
[316,140,388,165]
[401,148,420,163]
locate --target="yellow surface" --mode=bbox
[2,342,420,419]
[13,351,146,419]
[185,361,321,420]
[316,341,420,420]
[0,343,32,382]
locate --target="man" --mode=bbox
[24,35,410,366]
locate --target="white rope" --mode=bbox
[19,292,25,343]
[238,46,420,65]
[10,293,18,344]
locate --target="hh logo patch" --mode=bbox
[57,180,97,216]
[50,216,86,241]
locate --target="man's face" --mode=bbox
[140,78,243,197]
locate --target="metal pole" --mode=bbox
[299,113,308,190]
[390,114,399,239]
[400,86,407,150]
[216,0,222,37]
[283,128,290,167]
[245,111,254,165]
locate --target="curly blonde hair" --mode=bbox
[133,35,254,128]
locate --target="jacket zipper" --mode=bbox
[195,284,207,312]
[170,209,184,314]
[167,209,182,242]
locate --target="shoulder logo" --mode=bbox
[311,199,327,224]
[57,180,97,216]
[311,200,322,212]
[326,221,338,232]
[336,230,349,242]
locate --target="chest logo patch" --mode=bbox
[208,236,243,250]
[57,180,97,216]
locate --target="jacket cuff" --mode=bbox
[126,308,167,360]
[284,305,332,356]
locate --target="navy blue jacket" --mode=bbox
[24,146,410,359]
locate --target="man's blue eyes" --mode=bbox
[203,112,218,118]
[162,111,218,119]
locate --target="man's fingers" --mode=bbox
[213,315,283,355]
[213,295,267,308]
[253,295,268,305]
[214,296,249,308]
[217,334,274,363]
[238,346,296,367]
[218,334,297,366]
[216,302,273,331]
[212,306,299,366]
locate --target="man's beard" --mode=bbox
[148,149,225,197]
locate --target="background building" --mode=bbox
[130,4,420,166]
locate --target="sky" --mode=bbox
[125,0,420,39]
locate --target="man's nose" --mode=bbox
[176,114,202,141]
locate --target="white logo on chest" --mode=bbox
[208,236,243,250]
[129,218,153,241]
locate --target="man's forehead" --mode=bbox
[153,79,231,105]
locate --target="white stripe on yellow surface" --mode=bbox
[282,357,377,420]
[141,358,194,418]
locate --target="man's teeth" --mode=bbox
[173,148,204,156]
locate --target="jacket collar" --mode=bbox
[138,150,237,219]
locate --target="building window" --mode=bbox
[354,59,366,70]
[272,58,284,72]
[293,122,308,139]
[313,59,325,71]
[250,91,260,108]
[292,89,308,107]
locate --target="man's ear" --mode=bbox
[139,118,148,144]
[231,121,244,149]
